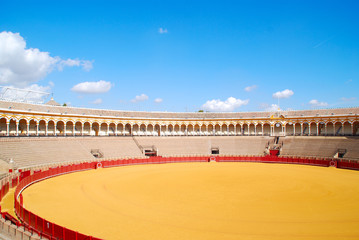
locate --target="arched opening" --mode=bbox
[256,124,262,136]
[334,122,342,136]
[109,123,116,136]
[167,124,174,136]
[117,123,124,135]
[228,124,234,135]
[147,124,154,136]
[9,119,17,136]
[302,122,309,135]
[242,124,249,135]
[180,125,186,136]
[18,119,27,136]
[125,124,131,136]
[66,121,74,136]
[159,125,166,136]
[263,123,270,136]
[285,123,294,136]
[318,122,325,136]
[248,123,255,136]
[222,124,228,135]
[75,122,82,136]
[100,123,108,136]
[154,124,160,136]
[326,122,334,136]
[173,124,180,135]
[47,120,55,136]
[194,124,200,135]
[132,124,140,136]
[353,121,359,136]
[92,122,100,136]
[83,122,91,136]
[139,124,146,136]
[208,124,214,135]
[273,122,282,136]
[343,121,351,135]
[29,119,37,136]
[214,124,221,135]
[293,123,300,136]
[56,121,65,136]
[309,122,317,136]
[188,125,194,136]
[0,118,6,136]
[200,125,207,135]
[39,120,46,135]
[235,124,241,135]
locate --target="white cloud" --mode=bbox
[71,80,112,94]
[309,99,328,107]
[244,85,257,92]
[341,97,356,102]
[58,58,93,71]
[202,97,249,112]
[91,98,102,104]
[154,98,163,103]
[0,31,93,88]
[131,94,149,103]
[260,103,280,112]
[272,89,294,99]
[158,28,168,34]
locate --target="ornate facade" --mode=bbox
[0,100,358,137]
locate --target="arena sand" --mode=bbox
[21,162,359,240]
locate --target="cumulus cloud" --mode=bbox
[0,31,93,88]
[154,98,163,103]
[131,94,149,103]
[309,99,328,107]
[244,85,257,92]
[71,80,112,94]
[58,58,93,71]
[158,28,168,34]
[202,97,249,112]
[91,98,103,104]
[260,103,280,112]
[272,89,294,99]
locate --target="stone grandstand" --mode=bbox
[0,99,359,173]
[0,136,358,172]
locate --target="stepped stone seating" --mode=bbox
[135,136,270,156]
[77,137,143,158]
[0,136,358,170]
[0,138,95,168]
[280,136,359,159]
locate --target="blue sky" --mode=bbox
[0,0,358,112]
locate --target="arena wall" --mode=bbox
[5,155,359,239]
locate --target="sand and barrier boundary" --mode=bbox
[1,155,359,239]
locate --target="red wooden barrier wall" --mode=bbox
[10,155,359,240]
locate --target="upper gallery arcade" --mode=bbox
[0,100,358,137]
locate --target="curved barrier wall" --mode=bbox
[13,155,359,240]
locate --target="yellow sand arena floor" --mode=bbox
[22,162,359,240]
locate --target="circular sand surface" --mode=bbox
[22,162,359,240]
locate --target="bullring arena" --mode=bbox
[0,99,359,240]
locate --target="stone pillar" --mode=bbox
[16,121,19,136]
[6,123,9,136]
